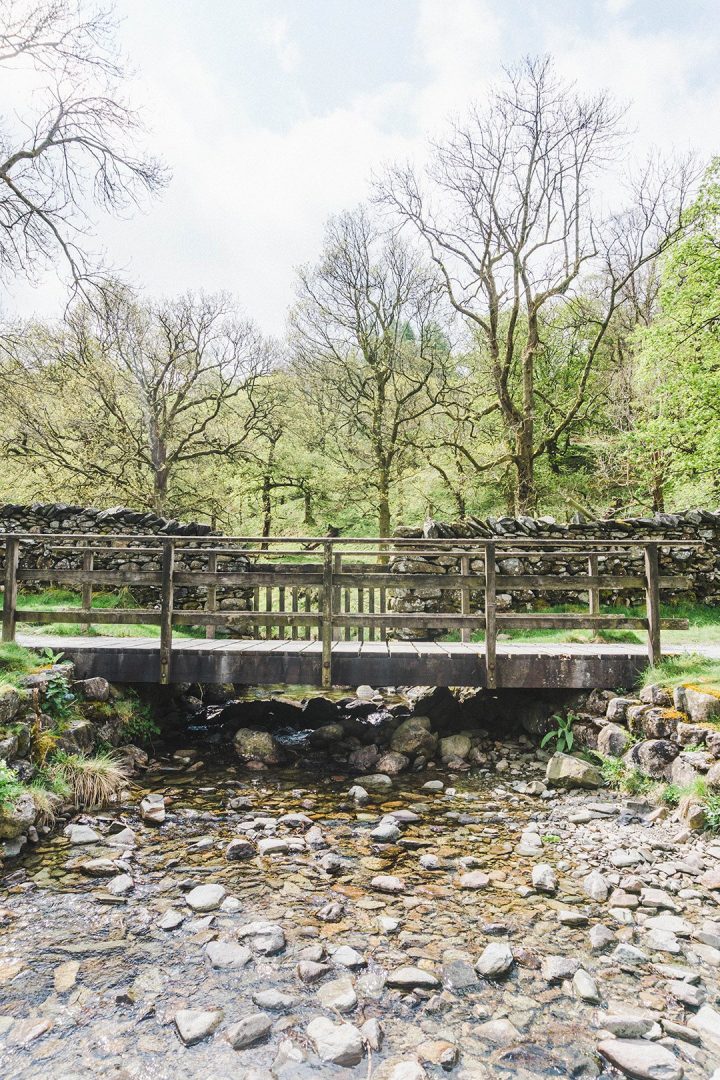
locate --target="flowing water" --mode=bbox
[0,745,717,1078]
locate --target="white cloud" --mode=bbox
[260,15,300,74]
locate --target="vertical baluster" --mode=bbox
[159,539,175,685]
[379,585,387,642]
[82,547,94,634]
[344,588,351,641]
[484,542,497,689]
[321,541,333,688]
[588,553,599,618]
[304,592,311,640]
[2,536,19,643]
[368,586,375,641]
[278,585,285,641]
[644,543,661,666]
[332,553,341,640]
[460,554,471,643]
[265,585,272,640]
[206,550,217,639]
[291,586,298,640]
[253,586,260,640]
[358,587,364,643]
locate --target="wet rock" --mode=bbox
[332,945,366,969]
[54,960,80,992]
[306,1016,364,1067]
[186,883,226,912]
[0,792,36,840]
[356,773,393,790]
[361,1017,383,1051]
[545,752,602,789]
[174,1008,223,1046]
[573,969,600,1002]
[107,873,133,896]
[253,989,297,1011]
[317,976,357,1012]
[348,745,380,771]
[237,921,286,955]
[442,957,478,990]
[157,909,184,931]
[597,1038,683,1080]
[375,752,410,776]
[390,716,438,757]
[387,966,440,990]
[348,784,370,803]
[298,960,330,983]
[370,819,401,842]
[226,1012,272,1049]
[140,793,166,825]
[477,1018,520,1045]
[459,870,490,889]
[234,728,282,765]
[205,940,252,968]
[64,824,100,845]
[475,942,514,978]
[418,1039,458,1068]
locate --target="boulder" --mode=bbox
[233,728,282,765]
[306,1017,364,1067]
[545,752,602,789]
[375,751,409,776]
[0,684,20,725]
[140,793,166,825]
[623,740,678,779]
[639,708,679,740]
[74,677,111,702]
[677,686,720,723]
[439,734,472,761]
[606,697,641,723]
[0,791,36,840]
[55,717,96,753]
[390,716,438,757]
[597,722,630,758]
[707,762,720,789]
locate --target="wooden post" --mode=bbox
[644,542,661,667]
[588,553,599,617]
[321,541,333,688]
[205,551,217,640]
[484,542,497,689]
[2,537,19,643]
[332,553,342,640]
[460,554,471,643]
[159,539,175,685]
[82,547,94,634]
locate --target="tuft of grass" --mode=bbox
[52,751,129,809]
[29,784,62,828]
[705,794,720,832]
[642,653,720,694]
[0,758,23,811]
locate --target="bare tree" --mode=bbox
[289,205,455,537]
[379,56,695,512]
[1,287,272,514]
[0,0,167,288]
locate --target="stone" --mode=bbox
[387,1063,427,1080]
[442,957,479,990]
[233,728,281,764]
[205,940,252,968]
[584,869,610,901]
[667,981,706,1008]
[532,863,557,893]
[541,955,580,982]
[558,908,589,927]
[683,687,720,724]
[0,684,20,725]
[459,870,490,889]
[371,874,405,894]
[54,717,95,753]
[186,884,226,912]
[677,795,705,830]
[624,740,678,778]
[573,969,600,1002]
[157,909,184,930]
[107,873,133,896]
[64,824,100,844]
[316,977,357,1013]
[386,966,440,990]
[355,773,393,790]
[226,838,255,860]
[375,752,409,776]
[390,716,438,757]
[439,734,472,761]
[475,942,514,978]
[332,945,366,969]
[640,887,678,911]
[226,1012,272,1049]
[348,784,370,803]
[597,723,630,757]
[611,943,649,965]
[699,868,720,890]
[174,1008,223,1046]
[476,1018,521,1045]
[370,820,401,842]
[606,697,640,723]
[360,1017,383,1051]
[590,925,615,951]
[418,1039,458,1068]
[0,792,35,840]
[139,793,165,825]
[253,989,297,1011]
[297,960,330,983]
[237,922,286,955]
[688,1003,720,1043]
[54,960,80,992]
[74,677,110,701]
[597,1038,683,1080]
[306,1017,364,1067]
[545,752,602,789]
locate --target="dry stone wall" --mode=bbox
[0,503,252,613]
[390,510,720,629]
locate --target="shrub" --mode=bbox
[540,711,577,754]
[52,751,129,809]
[705,795,720,832]
[0,759,23,811]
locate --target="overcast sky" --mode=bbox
[6,0,720,333]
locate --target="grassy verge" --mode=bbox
[16,587,204,639]
[641,653,720,694]
[595,754,720,831]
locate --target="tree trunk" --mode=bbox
[378,466,391,538]
[153,468,168,515]
[261,474,272,538]
[303,488,317,528]
[650,451,665,512]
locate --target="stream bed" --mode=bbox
[0,741,719,1079]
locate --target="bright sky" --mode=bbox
[6,0,720,333]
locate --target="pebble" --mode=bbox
[386,966,440,990]
[597,1038,684,1080]
[174,1008,223,1046]
[306,1017,364,1067]
[186,883,226,912]
[475,942,514,978]
[225,1012,272,1049]
[205,940,252,968]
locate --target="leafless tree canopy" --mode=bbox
[378,56,696,511]
[0,0,167,287]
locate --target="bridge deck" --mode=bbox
[18,634,717,689]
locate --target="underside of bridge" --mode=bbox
[19,635,658,689]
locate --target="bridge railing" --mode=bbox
[0,533,698,686]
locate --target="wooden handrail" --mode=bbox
[0,532,700,685]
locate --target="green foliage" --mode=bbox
[642,652,720,694]
[42,676,78,725]
[51,750,129,809]
[40,647,65,666]
[0,758,23,811]
[704,795,720,832]
[542,833,561,844]
[116,695,161,746]
[661,783,681,807]
[540,711,577,753]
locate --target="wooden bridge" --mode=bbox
[0,533,698,689]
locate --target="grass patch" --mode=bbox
[52,750,129,809]
[642,653,720,694]
[0,641,43,685]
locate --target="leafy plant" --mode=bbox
[0,759,23,811]
[43,676,77,724]
[120,702,161,746]
[660,783,681,807]
[541,712,576,754]
[40,648,65,666]
[704,795,720,832]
